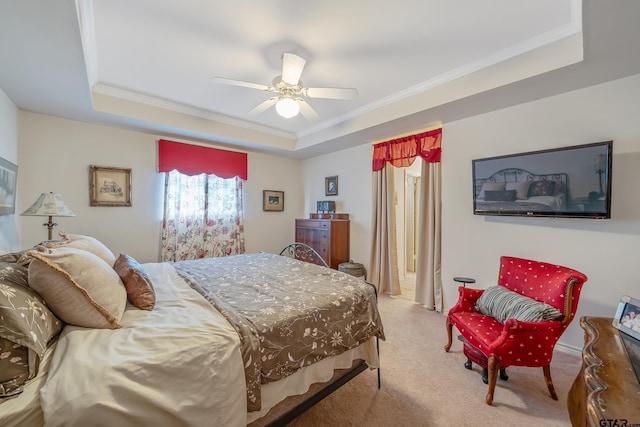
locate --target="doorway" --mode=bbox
[399,163,421,299]
[405,172,421,273]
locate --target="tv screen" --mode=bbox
[472,141,612,219]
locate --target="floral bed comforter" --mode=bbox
[172,252,385,412]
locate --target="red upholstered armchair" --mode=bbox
[444,256,587,405]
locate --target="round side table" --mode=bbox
[453,276,475,288]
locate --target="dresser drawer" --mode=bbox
[294,216,349,269]
[295,220,326,228]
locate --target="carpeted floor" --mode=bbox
[288,294,581,426]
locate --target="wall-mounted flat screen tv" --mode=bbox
[472,141,612,219]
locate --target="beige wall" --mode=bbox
[441,73,640,350]
[300,143,373,268]
[16,112,304,263]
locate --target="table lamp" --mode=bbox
[21,192,76,240]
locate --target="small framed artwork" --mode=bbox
[263,190,284,211]
[613,295,640,341]
[89,165,132,207]
[0,156,18,215]
[325,176,338,196]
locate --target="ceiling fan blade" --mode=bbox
[247,97,278,116]
[304,87,359,99]
[297,99,320,121]
[281,53,306,86]
[210,77,270,91]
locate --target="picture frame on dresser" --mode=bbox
[263,190,284,211]
[89,165,132,207]
[0,156,18,215]
[612,295,640,341]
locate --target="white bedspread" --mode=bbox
[39,263,247,427]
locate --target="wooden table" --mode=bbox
[567,316,640,426]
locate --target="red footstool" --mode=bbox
[463,340,509,384]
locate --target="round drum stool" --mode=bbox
[338,260,367,280]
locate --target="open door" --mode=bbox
[405,171,421,273]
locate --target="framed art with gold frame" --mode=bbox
[263,190,284,211]
[90,165,132,207]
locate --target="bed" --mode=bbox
[0,238,384,427]
[474,168,568,212]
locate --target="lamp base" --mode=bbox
[43,216,57,241]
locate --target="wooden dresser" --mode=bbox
[567,316,640,426]
[295,213,350,269]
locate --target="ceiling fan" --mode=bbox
[211,52,358,120]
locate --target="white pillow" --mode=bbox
[505,181,532,200]
[28,247,126,329]
[477,182,505,199]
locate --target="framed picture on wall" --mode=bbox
[325,176,338,196]
[263,190,284,211]
[0,156,18,215]
[89,165,132,207]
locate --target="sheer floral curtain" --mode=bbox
[161,171,245,261]
[158,139,247,262]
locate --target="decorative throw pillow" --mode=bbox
[44,231,116,267]
[0,262,63,397]
[528,180,556,197]
[27,247,127,329]
[483,190,517,202]
[0,250,33,267]
[475,285,563,323]
[0,339,30,398]
[477,182,505,199]
[505,181,532,200]
[114,253,156,310]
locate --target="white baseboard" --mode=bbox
[555,341,582,356]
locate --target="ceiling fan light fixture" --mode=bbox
[275,97,299,118]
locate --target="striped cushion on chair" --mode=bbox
[475,285,562,323]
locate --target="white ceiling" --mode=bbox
[1,1,640,158]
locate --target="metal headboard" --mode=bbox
[278,242,329,268]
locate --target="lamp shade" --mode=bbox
[275,97,300,118]
[21,192,76,217]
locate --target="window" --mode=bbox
[161,170,245,261]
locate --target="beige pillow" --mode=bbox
[44,231,116,266]
[28,247,126,329]
[114,253,156,310]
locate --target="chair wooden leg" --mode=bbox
[444,317,453,352]
[543,365,558,400]
[485,356,499,405]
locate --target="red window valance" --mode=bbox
[158,139,247,180]
[372,128,442,171]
